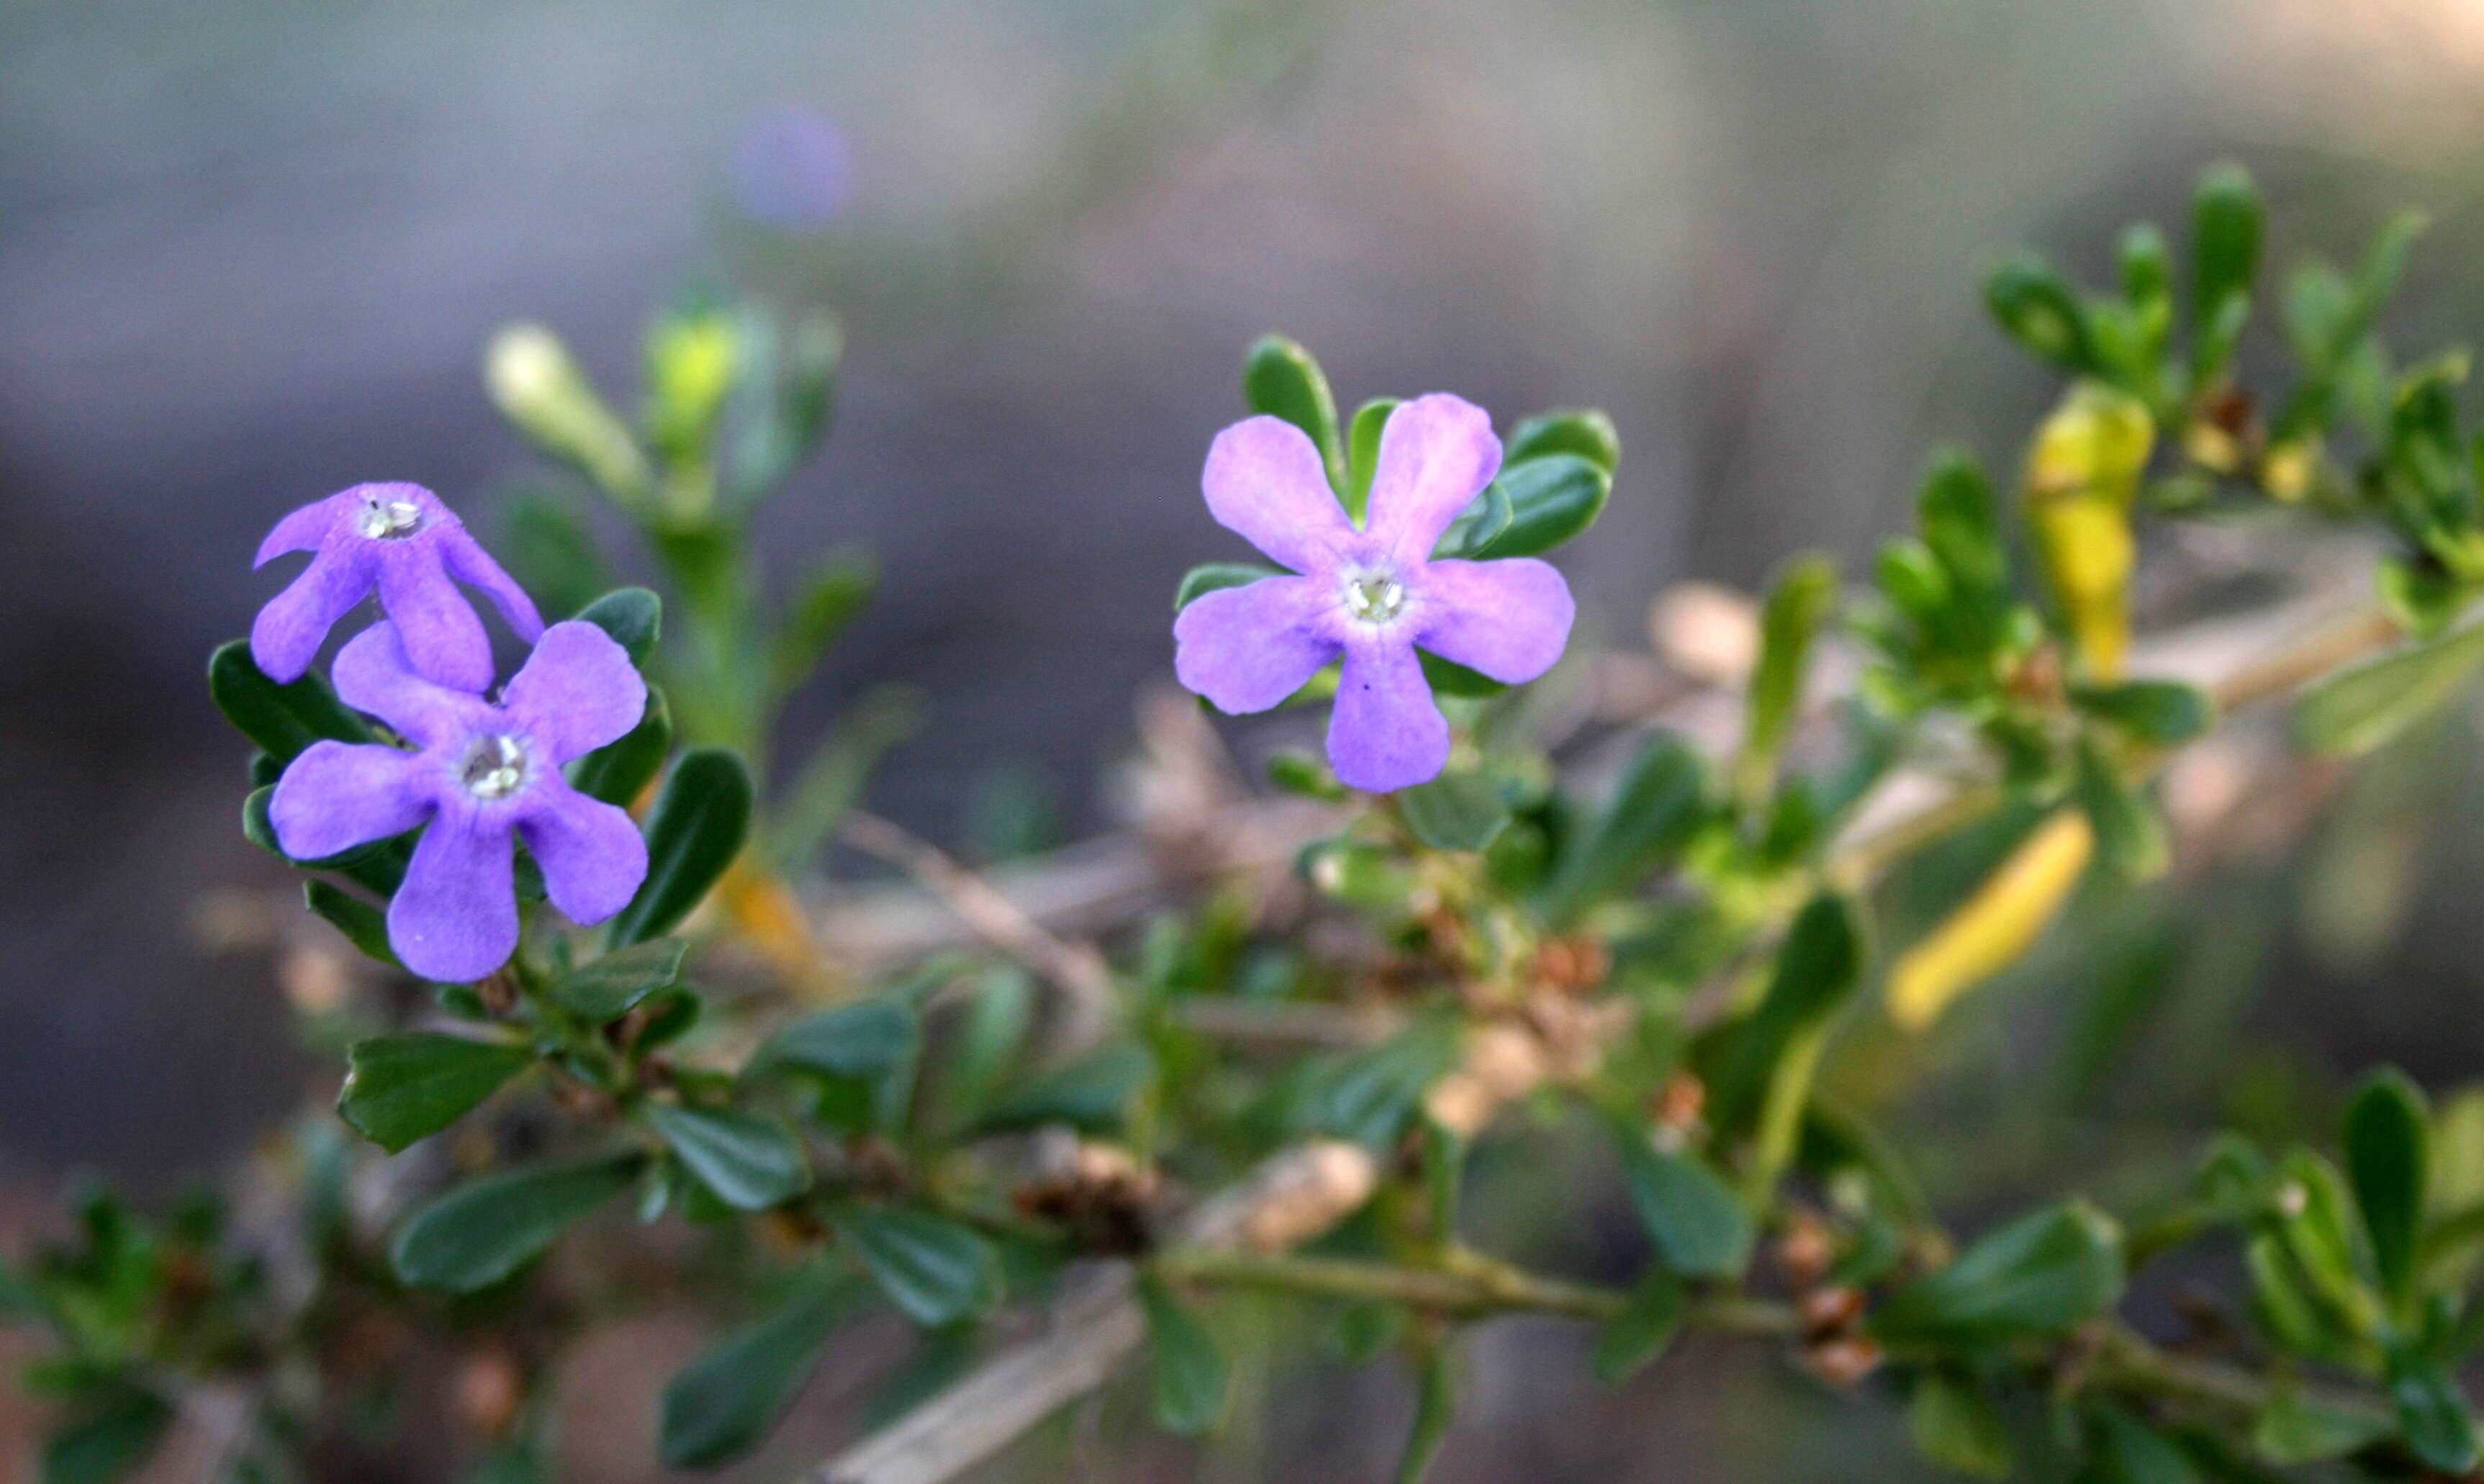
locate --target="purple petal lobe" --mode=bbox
[1364,394,1501,561]
[388,810,519,982]
[250,548,375,683]
[253,497,339,567]
[501,621,646,764]
[1414,558,1576,684]
[269,741,432,859]
[441,526,546,641]
[518,783,649,926]
[1202,415,1353,574]
[1173,576,1342,714]
[333,623,489,748]
[1327,638,1449,792]
[377,557,494,693]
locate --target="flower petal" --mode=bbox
[388,810,518,982]
[1364,394,1501,562]
[333,623,494,748]
[500,621,646,764]
[268,741,432,860]
[250,547,374,683]
[1202,415,1354,574]
[1173,576,1341,714]
[253,495,340,567]
[1413,558,1576,684]
[518,782,649,926]
[441,525,546,642]
[1327,638,1449,792]
[376,554,495,693]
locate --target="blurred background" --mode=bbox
[10,0,2484,1478]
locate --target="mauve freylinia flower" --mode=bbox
[1174,394,1576,792]
[253,482,543,693]
[270,620,649,982]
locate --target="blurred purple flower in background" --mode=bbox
[252,482,543,692]
[269,620,648,981]
[1173,394,1576,792]
[727,104,854,232]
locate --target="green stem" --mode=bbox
[1744,1021,1829,1208]
[1394,1336,1459,1484]
[1147,1249,1794,1336]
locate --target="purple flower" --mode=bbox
[253,482,543,693]
[269,620,649,982]
[1173,394,1576,792]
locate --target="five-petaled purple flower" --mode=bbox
[253,482,544,693]
[1173,394,1576,792]
[269,620,649,982]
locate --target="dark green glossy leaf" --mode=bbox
[2076,739,2171,882]
[2086,1403,2203,1484]
[2390,1347,2481,1472]
[2346,1069,2429,1304]
[975,1042,1155,1136]
[1543,736,1712,924]
[1396,771,1512,852]
[753,999,919,1082]
[1173,562,1283,612]
[1434,479,1514,562]
[548,938,687,1022]
[569,686,673,807]
[2072,679,2216,745]
[338,1033,532,1153]
[1618,1136,1753,1279]
[1506,409,1620,474]
[304,880,397,966]
[1917,451,2007,605]
[1242,334,1345,497]
[1466,453,1609,558]
[243,787,409,896]
[391,1153,642,1292]
[2296,623,2484,758]
[1415,649,1507,698]
[1709,892,1867,1131]
[643,1103,810,1211]
[1347,397,1400,515]
[657,1273,858,1468]
[207,641,370,762]
[841,1206,1001,1326]
[1871,1202,2124,1345]
[1738,555,1839,797]
[2252,1390,2389,1465]
[573,587,661,665]
[1984,250,2096,373]
[608,748,753,946]
[2191,162,2263,382]
[1906,1372,2013,1479]
[1140,1277,1231,1436]
[1589,1272,1684,1385]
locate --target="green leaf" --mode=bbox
[1433,479,1514,561]
[1506,409,1620,474]
[1396,771,1512,852]
[1394,1339,1460,1484]
[245,789,412,895]
[338,1033,532,1153]
[1984,251,2096,372]
[1173,561,1283,612]
[1906,1373,2013,1479]
[1140,1277,1230,1436]
[1871,1201,2124,1345]
[608,748,754,946]
[769,684,923,869]
[304,880,397,966]
[2072,679,2216,746]
[752,1000,919,1082]
[391,1153,642,1292]
[2388,1348,2480,1473]
[1708,892,1867,1131]
[497,488,613,622]
[841,1207,1001,1326]
[569,686,673,807]
[2086,1403,2204,1484]
[1738,555,1839,799]
[771,552,877,697]
[1917,451,2007,605]
[1618,1136,1753,1279]
[1242,334,1346,499]
[1347,397,1401,515]
[1543,736,1713,923]
[975,1042,1155,1136]
[2346,1068,2429,1304]
[2191,162,2263,382]
[41,1387,173,1484]
[2252,1390,2389,1465]
[657,1272,857,1468]
[643,1103,810,1211]
[1466,453,1609,558]
[2296,623,2484,757]
[1297,1024,1461,1149]
[1589,1272,1684,1385]
[2075,738,2171,882]
[207,641,371,762]
[573,587,661,666]
[548,938,687,1022]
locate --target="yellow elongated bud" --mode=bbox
[2025,385,2153,682]
[1887,809,2094,1031]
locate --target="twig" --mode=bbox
[812,584,2401,1484]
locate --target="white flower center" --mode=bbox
[1342,571,1408,625]
[459,734,529,800]
[354,497,425,540]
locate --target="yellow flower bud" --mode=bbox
[1887,809,2094,1031]
[2025,386,2153,682]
